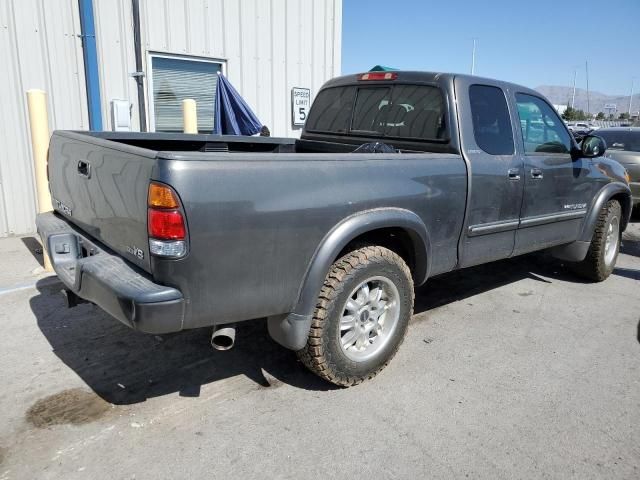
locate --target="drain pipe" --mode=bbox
[131,0,147,131]
[78,0,103,130]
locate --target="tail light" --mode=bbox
[147,182,187,257]
[358,72,398,81]
[148,210,185,239]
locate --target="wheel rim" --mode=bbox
[338,276,401,362]
[604,215,620,267]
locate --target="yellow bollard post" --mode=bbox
[27,89,53,271]
[182,98,198,134]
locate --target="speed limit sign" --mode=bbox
[292,87,311,126]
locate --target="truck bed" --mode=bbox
[46,130,467,330]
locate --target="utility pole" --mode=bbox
[585,61,590,117]
[571,68,577,109]
[471,38,477,75]
[629,77,636,116]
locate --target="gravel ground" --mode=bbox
[0,220,638,480]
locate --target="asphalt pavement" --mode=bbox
[0,220,638,479]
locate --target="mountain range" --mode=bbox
[535,85,639,116]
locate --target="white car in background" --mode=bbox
[567,122,599,133]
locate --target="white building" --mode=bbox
[0,0,342,237]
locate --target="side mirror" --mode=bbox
[580,135,607,158]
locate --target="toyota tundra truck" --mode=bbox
[36,71,632,386]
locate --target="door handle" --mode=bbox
[508,168,521,181]
[77,160,91,178]
[530,168,543,180]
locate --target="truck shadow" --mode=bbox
[414,253,569,314]
[620,236,640,258]
[31,245,636,405]
[30,281,336,405]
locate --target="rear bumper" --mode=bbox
[36,212,184,334]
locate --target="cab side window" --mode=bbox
[515,93,572,154]
[469,85,514,155]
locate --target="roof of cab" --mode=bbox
[321,71,540,97]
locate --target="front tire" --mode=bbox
[297,246,414,387]
[575,199,622,282]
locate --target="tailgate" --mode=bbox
[47,131,156,273]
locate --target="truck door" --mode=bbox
[511,93,593,255]
[455,80,524,268]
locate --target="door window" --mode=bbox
[515,93,572,154]
[469,85,514,155]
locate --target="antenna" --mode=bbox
[571,68,578,109]
[471,38,477,75]
[585,60,590,116]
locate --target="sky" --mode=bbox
[342,0,640,96]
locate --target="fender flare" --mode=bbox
[579,182,632,243]
[268,208,431,350]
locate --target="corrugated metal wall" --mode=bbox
[0,0,88,236]
[95,0,342,137]
[0,0,341,237]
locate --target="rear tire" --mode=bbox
[575,200,621,282]
[297,246,414,387]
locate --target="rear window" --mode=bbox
[305,87,356,134]
[305,84,447,141]
[597,131,640,152]
[352,87,391,134]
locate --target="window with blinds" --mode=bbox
[151,56,223,132]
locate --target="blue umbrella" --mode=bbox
[213,73,262,135]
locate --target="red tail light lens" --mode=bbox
[148,209,186,240]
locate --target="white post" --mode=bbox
[629,78,635,116]
[26,89,53,271]
[182,99,198,134]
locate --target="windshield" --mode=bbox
[597,131,640,152]
[305,84,447,141]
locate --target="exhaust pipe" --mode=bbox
[211,325,236,351]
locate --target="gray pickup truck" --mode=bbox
[37,71,632,387]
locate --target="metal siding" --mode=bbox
[1,0,341,236]
[271,0,288,136]
[332,0,342,77]
[93,0,139,131]
[123,0,341,138]
[256,0,273,130]
[311,0,326,95]
[185,0,206,55]
[0,0,87,237]
[205,0,226,58]
[220,0,242,79]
